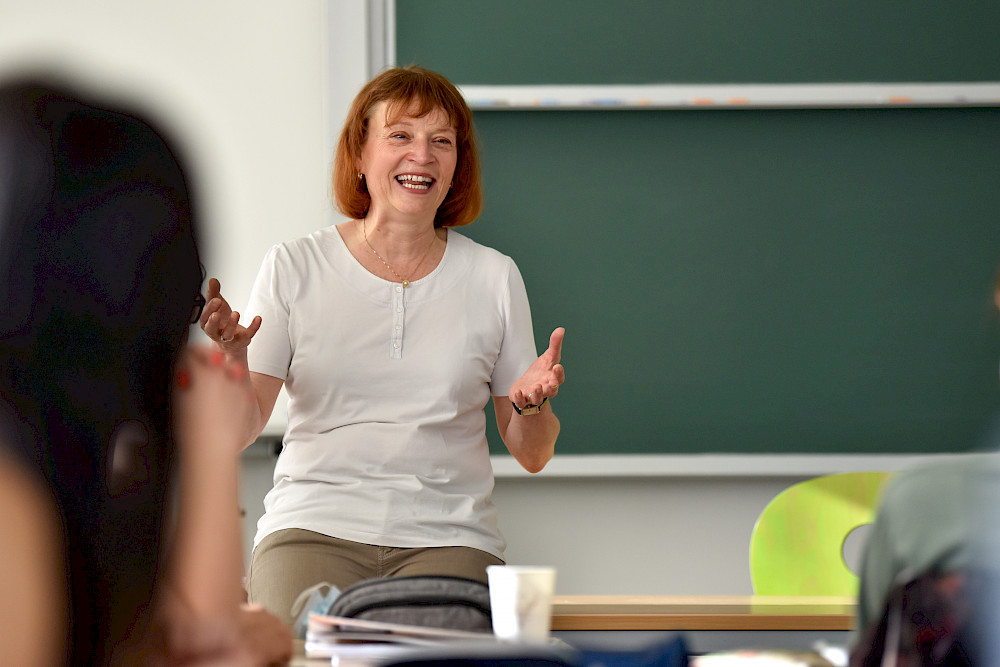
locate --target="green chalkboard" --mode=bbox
[396,0,1000,85]
[395,3,1000,455]
[467,108,1000,455]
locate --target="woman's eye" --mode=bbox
[434,137,454,146]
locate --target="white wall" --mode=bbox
[242,445,802,595]
[242,448,940,595]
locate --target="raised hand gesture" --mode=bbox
[199,278,261,351]
[510,327,566,412]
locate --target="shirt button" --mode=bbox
[397,306,403,313]
[395,325,401,330]
[393,343,400,349]
[395,286,402,293]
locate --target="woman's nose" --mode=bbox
[408,139,432,163]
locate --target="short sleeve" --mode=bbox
[246,245,293,380]
[489,259,538,396]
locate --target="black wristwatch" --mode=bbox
[512,396,548,416]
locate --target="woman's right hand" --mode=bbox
[199,278,262,350]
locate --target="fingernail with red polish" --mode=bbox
[176,370,191,388]
[210,350,225,366]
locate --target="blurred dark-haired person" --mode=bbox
[0,79,291,666]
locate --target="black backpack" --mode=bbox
[328,575,493,633]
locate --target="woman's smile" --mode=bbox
[395,173,435,192]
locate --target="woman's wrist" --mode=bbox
[512,396,548,416]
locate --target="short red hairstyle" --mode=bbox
[333,66,482,228]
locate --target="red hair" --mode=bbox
[333,66,482,227]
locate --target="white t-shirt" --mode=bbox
[247,227,537,558]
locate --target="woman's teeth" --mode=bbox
[396,174,432,190]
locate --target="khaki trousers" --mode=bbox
[246,528,504,626]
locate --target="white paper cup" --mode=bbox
[486,565,557,643]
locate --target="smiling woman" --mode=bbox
[198,66,567,627]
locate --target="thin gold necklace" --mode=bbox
[362,218,438,288]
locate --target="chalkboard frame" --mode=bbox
[457,83,1000,110]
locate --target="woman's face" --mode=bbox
[358,101,458,222]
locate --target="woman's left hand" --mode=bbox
[510,327,566,411]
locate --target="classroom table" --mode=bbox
[551,595,856,655]
[551,595,856,631]
[292,595,857,663]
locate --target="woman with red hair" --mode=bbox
[201,66,566,625]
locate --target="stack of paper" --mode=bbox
[304,613,498,662]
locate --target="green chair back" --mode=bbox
[749,471,891,595]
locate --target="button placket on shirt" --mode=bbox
[390,284,405,359]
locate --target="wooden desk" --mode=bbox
[551,595,856,632]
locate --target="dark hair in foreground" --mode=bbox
[0,78,202,665]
